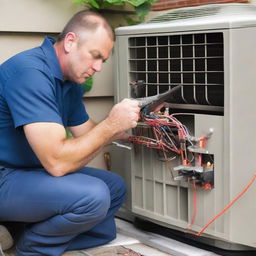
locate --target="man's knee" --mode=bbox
[31,178,111,236]
[110,173,127,201]
[85,180,111,220]
[57,174,111,218]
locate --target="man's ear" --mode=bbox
[63,32,77,53]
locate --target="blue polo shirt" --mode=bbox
[0,37,89,168]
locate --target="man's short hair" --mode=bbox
[57,10,115,42]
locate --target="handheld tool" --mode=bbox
[136,85,182,113]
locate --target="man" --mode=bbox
[0,10,140,256]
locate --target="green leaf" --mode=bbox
[73,0,155,23]
[82,77,94,92]
[74,0,86,4]
[66,129,73,138]
[146,0,157,3]
[105,0,124,5]
[125,16,140,25]
[87,0,100,9]
[135,2,151,20]
[126,0,146,7]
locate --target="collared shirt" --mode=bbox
[0,36,89,168]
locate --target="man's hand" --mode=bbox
[105,98,140,134]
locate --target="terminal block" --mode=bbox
[173,153,214,190]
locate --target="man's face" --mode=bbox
[66,27,114,84]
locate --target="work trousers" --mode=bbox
[0,166,126,256]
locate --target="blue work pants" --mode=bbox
[0,167,126,256]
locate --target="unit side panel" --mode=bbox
[222,29,232,243]
[114,36,131,103]
[113,36,133,220]
[228,27,256,247]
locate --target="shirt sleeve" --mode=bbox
[67,84,89,127]
[4,68,63,128]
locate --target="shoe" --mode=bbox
[0,244,5,256]
[0,225,13,252]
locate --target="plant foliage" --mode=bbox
[74,0,156,23]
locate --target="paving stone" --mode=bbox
[124,244,173,256]
[63,245,144,256]
[63,251,90,256]
[82,245,143,256]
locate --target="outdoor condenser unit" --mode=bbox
[112,4,256,251]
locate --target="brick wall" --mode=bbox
[152,0,249,11]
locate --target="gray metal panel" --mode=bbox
[113,35,134,220]
[227,26,256,246]
[116,4,256,36]
[193,115,224,235]
[114,36,131,103]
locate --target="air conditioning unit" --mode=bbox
[112,3,256,251]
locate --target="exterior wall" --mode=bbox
[0,33,52,64]
[84,97,114,169]
[0,0,82,33]
[152,0,249,11]
[0,0,118,170]
[147,0,253,20]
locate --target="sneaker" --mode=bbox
[0,225,13,252]
[0,244,5,256]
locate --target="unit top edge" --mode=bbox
[115,3,256,35]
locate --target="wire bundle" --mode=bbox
[129,108,192,159]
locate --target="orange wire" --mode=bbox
[196,173,256,236]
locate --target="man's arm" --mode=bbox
[24,99,139,177]
[69,118,129,142]
[68,119,96,138]
[68,119,107,165]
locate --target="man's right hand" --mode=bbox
[106,98,140,134]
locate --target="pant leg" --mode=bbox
[66,167,126,251]
[0,167,117,256]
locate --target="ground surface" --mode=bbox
[2,218,220,256]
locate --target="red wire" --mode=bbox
[196,173,256,236]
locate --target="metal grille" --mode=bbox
[129,33,224,113]
[148,6,220,23]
